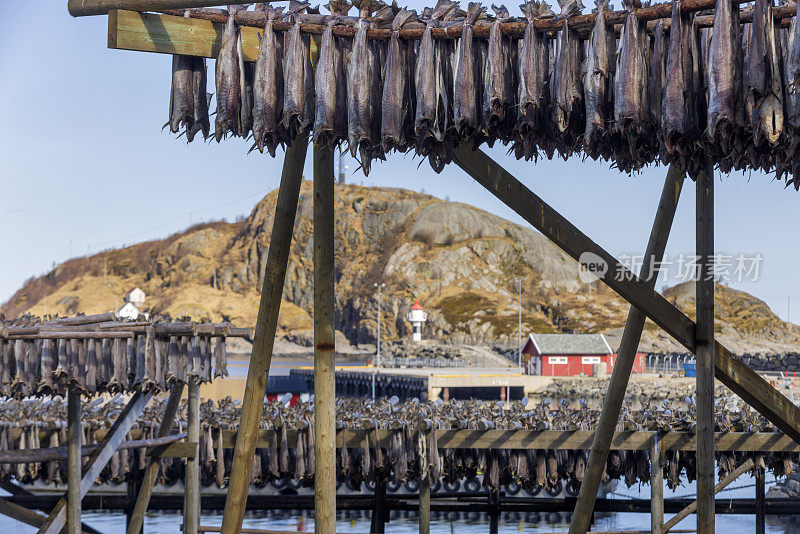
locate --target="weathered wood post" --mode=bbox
[67,388,81,534]
[488,488,499,534]
[183,379,200,534]
[419,471,430,534]
[371,477,387,534]
[220,136,309,534]
[570,164,685,534]
[313,143,336,534]
[696,165,715,533]
[755,466,765,534]
[650,433,663,534]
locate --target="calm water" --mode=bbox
[2,474,795,533]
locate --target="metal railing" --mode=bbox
[646,354,694,374]
[382,357,467,369]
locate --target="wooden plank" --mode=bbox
[696,164,715,533]
[38,391,152,534]
[313,143,336,534]
[419,471,430,534]
[219,428,800,452]
[220,136,309,534]
[570,164,684,534]
[0,497,47,529]
[663,458,754,533]
[72,0,228,16]
[452,145,800,446]
[109,9,261,61]
[151,441,196,459]
[0,433,187,463]
[755,466,765,534]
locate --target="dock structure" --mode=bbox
[13,1,800,532]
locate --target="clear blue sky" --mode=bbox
[1,4,797,324]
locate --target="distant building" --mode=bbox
[407,300,427,341]
[117,288,148,320]
[125,288,146,307]
[520,333,645,376]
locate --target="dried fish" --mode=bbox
[583,0,613,160]
[453,3,487,139]
[253,5,287,156]
[550,0,585,158]
[282,1,314,140]
[515,1,553,161]
[381,9,419,152]
[214,6,244,141]
[315,1,353,148]
[483,4,516,144]
[747,0,784,149]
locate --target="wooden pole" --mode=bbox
[38,391,152,534]
[755,466,765,534]
[184,380,200,534]
[313,143,336,534]
[569,164,684,534]
[69,0,226,16]
[371,478,387,534]
[419,473,430,534]
[220,136,309,534]
[127,382,185,534]
[67,388,82,534]
[696,165,715,534]
[663,458,754,533]
[650,433,664,534]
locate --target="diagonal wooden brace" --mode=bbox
[38,391,152,534]
[452,145,800,445]
[220,136,310,534]
[569,164,685,534]
[127,382,185,534]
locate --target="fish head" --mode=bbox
[492,4,511,19]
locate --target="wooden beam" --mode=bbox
[755,466,765,534]
[38,391,152,534]
[219,428,800,452]
[570,164,684,534]
[696,165,715,533]
[128,382,185,534]
[451,145,800,446]
[219,136,309,534]
[313,144,336,533]
[0,497,48,529]
[108,10,318,62]
[71,0,229,16]
[0,433,187,463]
[184,381,200,534]
[67,388,81,534]
[419,472,430,534]
[663,458,754,533]
[651,434,664,534]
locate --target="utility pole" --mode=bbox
[517,278,523,374]
[372,282,386,399]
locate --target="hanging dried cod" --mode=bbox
[214,5,244,141]
[747,0,785,150]
[514,0,553,161]
[550,0,585,158]
[283,1,315,140]
[167,11,210,142]
[381,9,419,153]
[253,5,287,156]
[453,3,487,140]
[483,4,516,144]
[583,0,614,160]
[348,0,393,175]
[315,1,352,148]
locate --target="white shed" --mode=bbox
[125,288,146,307]
[117,302,147,320]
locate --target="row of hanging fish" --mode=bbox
[0,318,232,398]
[166,0,800,186]
[1,396,795,489]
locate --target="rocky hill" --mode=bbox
[3,183,798,354]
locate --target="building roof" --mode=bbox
[524,333,613,356]
[411,300,423,311]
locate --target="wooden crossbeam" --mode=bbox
[452,145,800,446]
[71,0,225,17]
[217,428,800,452]
[108,10,319,62]
[38,391,152,534]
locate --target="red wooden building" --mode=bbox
[521,333,645,376]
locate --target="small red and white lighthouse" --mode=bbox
[407,300,427,342]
